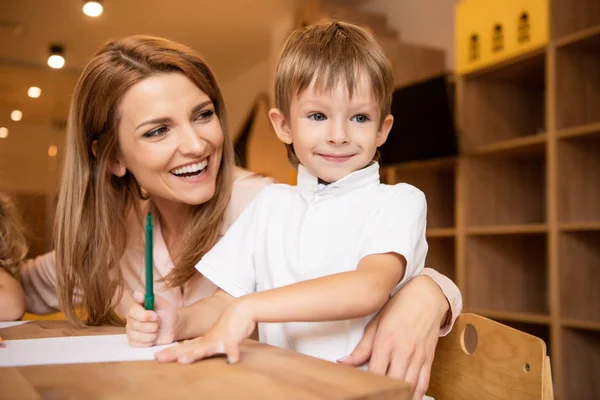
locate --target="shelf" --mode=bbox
[426,228,455,238]
[557,134,600,223]
[466,309,551,325]
[555,24,600,50]
[562,319,600,332]
[459,50,546,151]
[468,134,546,158]
[560,231,600,324]
[552,0,600,40]
[463,154,546,226]
[383,156,456,172]
[425,237,455,282]
[555,37,600,130]
[559,222,600,232]
[557,122,600,140]
[465,224,547,236]
[561,328,600,398]
[465,233,548,315]
[392,166,455,229]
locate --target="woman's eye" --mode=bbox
[196,109,215,121]
[352,114,370,123]
[143,126,168,138]
[308,112,326,121]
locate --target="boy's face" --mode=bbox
[270,73,393,183]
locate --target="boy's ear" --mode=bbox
[269,108,293,144]
[376,114,394,147]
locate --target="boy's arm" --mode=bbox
[175,289,235,339]
[238,253,405,323]
[0,267,26,321]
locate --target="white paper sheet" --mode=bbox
[0,334,176,367]
[0,320,31,329]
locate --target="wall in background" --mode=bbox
[361,0,458,70]
[220,59,271,140]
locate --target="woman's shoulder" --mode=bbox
[221,167,276,234]
[231,166,276,203]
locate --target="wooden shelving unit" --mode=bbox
[383,1,600,397]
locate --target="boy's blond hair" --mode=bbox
[0,193,28,278]
[274,20,394,166]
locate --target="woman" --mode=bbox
[17,35,461,398]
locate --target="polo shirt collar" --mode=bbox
[297,161,380,199]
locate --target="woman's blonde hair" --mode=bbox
[274,20,394,166]
[0,193,28,277]
[55,35,234,326]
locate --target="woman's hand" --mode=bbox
[126,291,179,347]
[155,300,256,364]
[337,275,449,400]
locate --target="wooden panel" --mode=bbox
[426,237,455,282]
[557,133,600,223]
[555,46,600,130]
[460,51,546,151]
[463,155,546,226]
[2,321,411,400]
[559,231,600,323]
[0,368,39,400]
[465,234,548,314]
[552,0,600,40]
[561,328,600,399]
[429,313,548,400]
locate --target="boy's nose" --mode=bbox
[327,123,350,144]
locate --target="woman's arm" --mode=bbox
[339,269,463,400]
[0,267,26,321]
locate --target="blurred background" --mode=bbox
[1,1,599,398]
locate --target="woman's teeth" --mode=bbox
[171,159,208,177]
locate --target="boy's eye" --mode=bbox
[352,114,370,123]
[308,112,327,121]
[143,126,169,138]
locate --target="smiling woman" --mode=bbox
[18,35,273,324]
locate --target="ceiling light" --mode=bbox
[48,145,58,157]
[48,45,65,69]
[10,110,23,121]
[0,127,8,139]
[83,1,103,17]
[28,86,42,98]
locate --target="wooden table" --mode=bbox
[0,321,411,400]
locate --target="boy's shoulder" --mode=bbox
[378,181,426,199]
[259,182,298,199]
[374,182,427,210]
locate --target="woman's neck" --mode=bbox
[150,197,192,260]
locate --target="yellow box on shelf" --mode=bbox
[455,0,549,75]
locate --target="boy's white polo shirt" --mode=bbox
[196,162,428,364]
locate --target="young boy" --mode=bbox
[150,20,429,367]
[0,193,27,321]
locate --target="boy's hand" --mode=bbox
[126,291,179,347]
[155,300,256,364]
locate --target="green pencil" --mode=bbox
[144,212,154,310]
